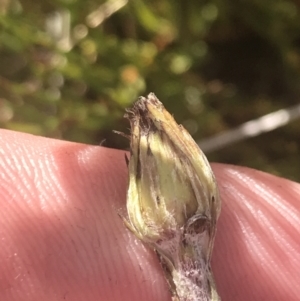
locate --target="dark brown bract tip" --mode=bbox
[126,93,161,135]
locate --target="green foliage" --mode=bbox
[1,0,300,180]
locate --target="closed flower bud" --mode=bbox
[125,93,221,301]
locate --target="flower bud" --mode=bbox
[125,93,221,301]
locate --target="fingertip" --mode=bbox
[212,164,300,301]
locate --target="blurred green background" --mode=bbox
[1,0,300,180]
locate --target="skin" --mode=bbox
[0,129,299,301]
